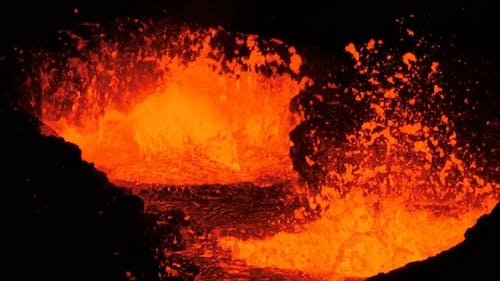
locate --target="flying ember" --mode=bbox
[219,37,498,279]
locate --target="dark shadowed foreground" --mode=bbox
[2,108,161,281]
[367,203,500,281]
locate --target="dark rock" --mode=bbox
[367,203,500,281]
[1,107,161,281]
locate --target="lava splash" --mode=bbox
[218,36,498,279]
[28,19,306,186]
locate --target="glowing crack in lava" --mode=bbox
[24,19,498,280]
[33,20,305,186]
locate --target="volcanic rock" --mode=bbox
[367,201,500,281]
[1,107,161,281]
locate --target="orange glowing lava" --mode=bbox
[24,19,498,281]
[219,39,498,279]
[219,188,496,279]
[34,21,306,186]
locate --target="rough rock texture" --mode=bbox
[2,108,161,281]
[367,202,500,281]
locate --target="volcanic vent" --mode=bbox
[12,15,500,281]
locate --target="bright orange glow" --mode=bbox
[36,23,304,186]
[26,20,498,281]
[219,188,496,279]
[218,40,498,279]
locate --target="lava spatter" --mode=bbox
[27,19,306,186]
[218,37,498,280]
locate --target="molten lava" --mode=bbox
[34,21,305,186]
[219,188,495,278]
[218,38,498,279]
[23,19,498,281]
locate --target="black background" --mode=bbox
[0,0,499,59]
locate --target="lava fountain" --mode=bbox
[27,19,306,186]
[20,18,498,280]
